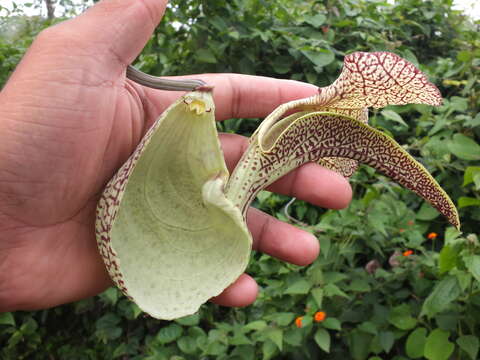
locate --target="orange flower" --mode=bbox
[295,316,303,328]
[403,250,413,257]
[314,311,327,322]
[427,232,438,240]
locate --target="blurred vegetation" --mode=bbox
[0,0,479,359]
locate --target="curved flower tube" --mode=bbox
[96,52,459,320]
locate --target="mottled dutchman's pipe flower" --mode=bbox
[96,52,460,319]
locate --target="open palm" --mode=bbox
[0,0,351,312]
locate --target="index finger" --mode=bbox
[143,73,319,121]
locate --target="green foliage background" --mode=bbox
[1,0,479,359]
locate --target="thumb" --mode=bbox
[2,0,168,111]
[3,0,168,89]
[67,0,168,68]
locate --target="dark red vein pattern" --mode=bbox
[228,113,459,229]
[259,51,442,141]
[308,51,443,109]
[95,105,164,299]
[257,52,443,179]
[315,107,368,177]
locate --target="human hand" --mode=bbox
[0,0,351,312]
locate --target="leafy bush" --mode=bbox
[1,0,479,359]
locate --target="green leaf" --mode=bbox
[463,166,480,188]
[457,50,472,62]
[263,313,295,326]
[378,331,395,353]
[458,197,480,208]
[381,109,409,127]
[421,276,461,318]
[324,283,350,299]
[243,320,267,332]
[131,303,143,319]
[445,227,462,245]
[228,30,240,40]
[311,287,324,308]
[362,187,380,206]
[208,16,228,32]
[262,339,278,360]
[406,327,427,358]
[256,190,272,204]
[416,202,440,221]
[368,213,388,236]
[99,287,119,306]
[305,14,326,27]
[301,49,335,67]
[284,328,302,346]
[156,323,183,344]
[112,343,127,359]
[285,279,312,294]
[271,56,292,74]
[457,335,479,360]
[267,328,283,351]
[448,96,469,112]
[189,326,207,344]
[349,330,373,360]
[195,48,217,63]
[424,329,454,360]
[231,328,252,346]
[175,314,200,326]
[439,245,459,274]
[324,271,348,284]
[463,255,480,282]
[230,345,255,360]
[402,48,420,67]
[95,313,120,329]
[322,317,342,331]
[447,134,480,161]
[314,328,331,353]
[19,317,38,335]
[95,314,122,342]
[434,314,458,332]
[389,304,417,330]
[465,113,480,128]
[0,312,15,326]
[204,340,228,356]
[306,208,319,223]
[7,331,23,348]
[359,321,378,335]
[318,236,331,258]
[295,202,307,219]
[349,278,371,292]
[177,336,198,355]
[299,315,313,328]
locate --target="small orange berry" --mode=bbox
[403,250,413,257]
[314,311,327,322]
[295,316,303,328]
[399,228,405,233]
[427,232,438,240]
[407,220,414,226]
